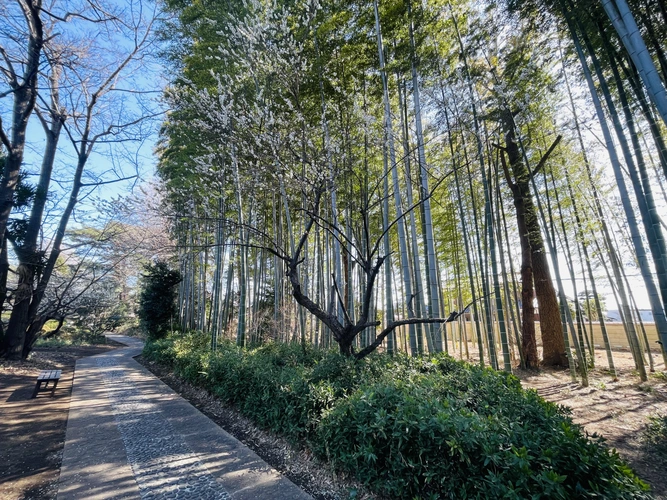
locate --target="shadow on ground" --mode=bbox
[519,357,667,499]
[0,344,118,500]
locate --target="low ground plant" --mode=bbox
[644,414,667,457]
[144,332,651,499]
[35,326,107,347]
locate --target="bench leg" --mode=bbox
[32,381,43,398]
[50,379,59,397]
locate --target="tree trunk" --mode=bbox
[0,1,44,292]
[560,37,618,377]
[381,147,396,354]
[232,147,246,346]
[486,162,512,372]
[565,5,650,379]
[0,235,8,338]
[397,77,426,354]
[595,22,667,324]
[4,263,34,359]
[373,1,417,353]
[501,120,566,367]
[408,0,441,342]
[495,165,525,368]
[446,103,486,366]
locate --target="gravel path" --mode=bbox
[97,356,231,500]
[58,335,311,500]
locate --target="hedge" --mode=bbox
[143,333,651,499]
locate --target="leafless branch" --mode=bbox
[80,174,137,187]
[0,117,11,150]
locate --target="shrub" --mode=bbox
[144,334,651,499]
[34,327,107,347]
[644,414,667,457]
[316,372,646,498]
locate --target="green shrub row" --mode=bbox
[144,333,651,499]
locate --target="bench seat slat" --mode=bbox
[37,370,62,381]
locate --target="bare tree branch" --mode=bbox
[530,135,562,178]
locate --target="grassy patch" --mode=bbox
[144,332,651,499]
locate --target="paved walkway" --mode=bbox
[58,335,311,500]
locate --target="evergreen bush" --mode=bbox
[144,333,651,499]
[137,261,181,339]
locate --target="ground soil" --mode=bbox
[518,349,667,499]
[0,342,120,500]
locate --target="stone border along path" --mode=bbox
[58,335,312,500]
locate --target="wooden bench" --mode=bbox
[32,370,62,398]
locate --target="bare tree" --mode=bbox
[0,0,44,321]
[1,0,162,359]
[250,179,470,359]
[21,191,173,355]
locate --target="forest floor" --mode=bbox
[0,342,121,500]
[518,349,667,499]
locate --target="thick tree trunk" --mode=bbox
[3,118,63,359]
[4,263,35,359]
[0,236,8,340]
[0,1,44,285]
[339,336,354,357]
[501,154,539,369]
[531,248,567,365]
[0,2,44,358]
[502,121,566,367]
[15,142,90,359]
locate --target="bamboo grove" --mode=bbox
[157,0,667,385]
